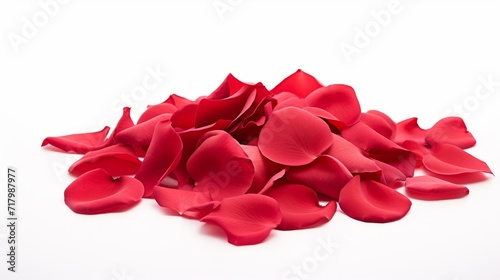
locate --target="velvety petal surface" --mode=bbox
[405,176,469,200]
[422,143,493,175]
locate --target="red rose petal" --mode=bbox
[134,121,183,197]
[115,114,171,152]
[171,103,198,129]
[360,112,393,139]
[306,84,361,127]
[101,107,135,148]
[207,73,250,100]
[164,93,194,109]
[200,194,281,245]
[264,184,337,230]
[258,107,333,166]
[68,144,141,177]
[64,169,143,214]
[285,155,352,200]
[273,92,308,111]
[422,143,493,175]
[187,131,255,200]
[241,145,282,194]
[405,176,469,200]
[271,69,323,98]
[338,176,412,223]
[153,186,219,219]
[393,117,427,145]
[42,126,110,154]
[137,103,178,124]
[372,159,406,188]
[425,117,476,149]
[366,110,396,138]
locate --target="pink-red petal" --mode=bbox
[405,176,469,200]
[425,117,476,149]
[422,143,493,175]
[338,176,411,223]
[271,69,323,98]
[200,194,281,245]
[258,107,333,166]
[64,169,143,214]
[264,184,337,230]
[393,117,427,145]
[153,186,219,219]
[42,126,110,154]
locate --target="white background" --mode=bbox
[1,1,500,279]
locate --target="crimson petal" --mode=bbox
[422,143,493,175]
[306,84,361,127]
[360,112,394,139]
[271,69,323,98]
[258,107,333,166]
[425,117,476,149]
[138,103,178,124]
[405,176,469,200]
[153,186,219,219]
[68,144,141,177]
[42,126,110,154]
[64,169,143,214]
[200,194,281,245]
[264,184,337,230]
[101,107,135,148]
[187,131,255,200]
[115,114,171,152]
[393,117,427,145]
[339,176,412,223]
[134,121,183,197]
[285,155,352,200]
[241,145,282,194]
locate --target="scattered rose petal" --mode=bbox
[339,176,412,223]
[42,126,110,154]
[405,176,469,200]
[264,184,337,230]
[422,143,493,175]
[153,186,219,219]
[64,169,143,214]
[393,117,427,145]
[425,117,476,149]
[271,69,323,98]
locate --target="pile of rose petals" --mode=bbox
[42,70,493,245]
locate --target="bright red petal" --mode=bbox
[422,143,493,175]
[393,118,427,145]
[138,103,178,124]
[42,126,110,154]
[64,169,143,214]
[68,144,141,177]
[425,117,476,148]
[338,176,411,223]
[241,145,283,194]
[200,194,281,245]
[306,84,361,126]
[134,121,183,197]
[285,155,352,200]
[271,69,323,98]
[360,112,394,139]
[187,131,255,200]
[153,186,219,219]
[264,184,337,230]
[405,176,469,200]
[101,107,135,148]
[258,107,333,166]
[115,114,171,151]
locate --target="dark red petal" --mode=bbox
[134,121,183,197]
[258,107,333,166]
[187,131,254,200]
[137,103,178,124]
[393,117,427,145]
[42,126,110,154]
[338,176,412,223]
[305,84,361,127]
[115,114,171,151]
[68,144,141,177]
[264,184,337,230]
[360,112,393,139]
[271,69,323,98]
[171,103,198,129]
[422,143,493,175]
[425,117,476,149]
[207,73,250,100]
[405,176,469,200]
[153,186,219,219]
[285,155,352,200]
[64,169,143,214]
[324,133,381,174]
[200,194,281,245]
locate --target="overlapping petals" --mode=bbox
[43,69,493,245]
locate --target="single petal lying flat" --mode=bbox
[422,143,492,175]
[42,126,110,154]
[405,176,469,200]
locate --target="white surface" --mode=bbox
[1,1,500,279]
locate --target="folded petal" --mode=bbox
[258,107,333,166]
[264,184,337,230]
[201,194,281,245]
[393,117,427,145]
[134,121,183,197]
[372,159,406,188]
[164,94,194,109]
[241,145,283,194]
[306,84,361,127]
[273,92,308,111]
[285,155,352,200]
[207,73,250,100]
[425,117,476,149]
[64,169,143,214]
[138,103,178,124]
[405,176,469,200]
[153,186,219,219]
[271,69,323,98]
[101,107,135,148]
[360,112,394,139]
[338,176,412,223]
[68,144,141,177]
[187,131,254,200]
[42,126,110,154]
[115,114,171,151]
[422,143,493,175]
[366,110,396,138]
